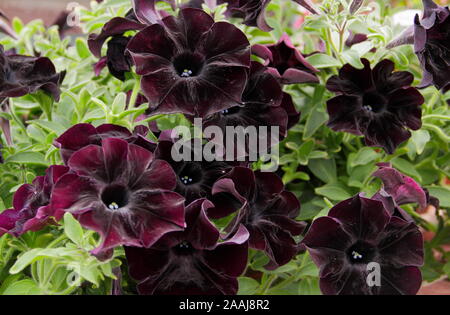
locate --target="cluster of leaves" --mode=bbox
[0,0,448,295]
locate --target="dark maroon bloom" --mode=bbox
[51,138,185,258]
[125,199,249,295]
[414,0,450,91]
[326,58,424,154]
[0,165,69,237]
[302,194,424,295]
[54,123,156,164]
[221,0,273,32]
[202,61,300,140]
[209,167,305,269]
[252,34,319,85]
[155,140,235,204]
[0,45,65,102]
[88,10,145,81]
[345,32,368,47]
[371,163,438,221]
[127,8,251,118]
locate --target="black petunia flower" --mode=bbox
[371,163,438,221]
[125,199,249,295]
[202,61,300,139]
[220,0,273,32]
[252,34,319,85]
[326,58,424,154]
[155,139,236,204]
[414,0,450,92]
[89,10,145,81]
[209,167,306,269]
[54,123,156,164]
[0,165,69,237]
[50,137,185,258]
[0,45,65,102]
[127,8,251,118]
[302,194,424,295]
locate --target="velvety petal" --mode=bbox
[379,216,424,267]
[302,216,352,252]
[326,95,364,135]
[67,144,107,180]
[0,209,20,235]
[203,224,249,277]
[328,194,391,241]
[54,123,97,164]
[387,87,424,130]
[372,164,427,209]
[378,266,422,295]
[88,17,144,58]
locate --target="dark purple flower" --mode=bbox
[371,163,438,221]
[202,61,300,139]
[221,0,273,32]
[88,10,145,81]
[54,123,156,164]
[326,58,424,154]
[209,167,305,269]
[0,45,65,102]
[50,137,185,258]
[0,165,69,237]
[252,34,319,85]
[155,140,235,205]
[125,199,249,295]
[302,194,424,295]
[345,32,368,47]
[414,0,450,91]
[127,8,251,118]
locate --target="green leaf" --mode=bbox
[315,183,352,201]
[308,158,337,183]
[306,53,341,68]
[351,147,380,167]
[342,49,365,69]
[64,213,84,247]
[409,130,430,155]
[5,152,48,166]
[298,277,321,295]
[297,140,314,164]
[10,248,74,274]
[237,277,260,295]
[2,279,42,295]
[425,186,450,208]
[76,38,91,59]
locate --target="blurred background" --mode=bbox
[1,0,447,25]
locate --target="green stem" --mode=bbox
[128,75,141,111]
[422,123,450,142]
[423,114,450,121]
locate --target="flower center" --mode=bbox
[221,106,241,116]
[178,162,203,186]
[362,92,387,113]
[101,184,129,210]
[346,240,376,264]
[173,241,195,256]
[173,53,204,78]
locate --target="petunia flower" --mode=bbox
[371,163,438,221]
[125,199,249,295]
[88,10,145,80]
[50,137,185,259]
[291,0,319,14]
[326,58,424,154]
[0,165,69,237]
[155,140,236,205]
[202,61,300,138]
[302,194,424,295]
[413,0,450,91]
[0,45,65,102]
[252,33,319,85]
[127,8,251,118]
[220,0,273,32]
[209,167,306,269]
[53,123,156,164]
